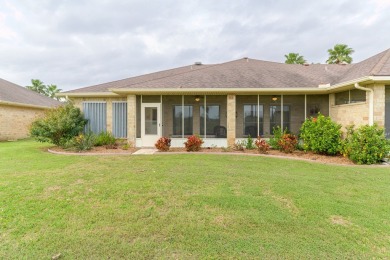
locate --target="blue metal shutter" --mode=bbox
[113,102,127,138]
[83,102,107,134]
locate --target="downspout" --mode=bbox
[354,83,374,126]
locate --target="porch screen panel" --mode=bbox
[113,102,127,138]
[83,102,107,134]
[243,104,264,137]
[200,105,220,136]
[270,105,290,132]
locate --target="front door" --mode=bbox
[141,103,161,147]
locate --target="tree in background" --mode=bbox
[284,53,306,64]
[26,79,62,100]
[326,44,354,64]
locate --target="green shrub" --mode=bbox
[30,103,87,147]
[95,132,117,147]
[254,136,270,154]
[300,114,342,155]
[269,126,287,149]
[184,135,204,152]
[72,131,96,151]
[342,124,390,164]
[246,135,255,149]
[155,137,171,151]
[278,134,298,153]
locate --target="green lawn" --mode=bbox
[1,140,389,259]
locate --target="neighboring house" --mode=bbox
[59,49,390,147]
[0,79,61,141]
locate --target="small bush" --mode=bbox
[233,140,246,151]
[300,114,342,155]
[184,135,204,152]
[269,126,287,149]
[278,134,298,153]
[155,137,171,151]
[30,103,87,147]
[95,132,117,148]
[73,132,96,151]
[246,135,255,149]
[255,137,270,154]
[342,124,390,164]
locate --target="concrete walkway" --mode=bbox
[132,148,157,155]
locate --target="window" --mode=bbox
[112,102,127,138]
[173,105,193,136]
[200,105,220,136]
[335,89,366,105]
[270,105,290,132]
[83,102,106,134]
[243,104,263,137]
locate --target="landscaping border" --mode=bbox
[47,148,390,167]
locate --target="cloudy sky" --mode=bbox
[1,0,390,91]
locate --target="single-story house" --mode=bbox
[59,49,390,147]
[0,79,61,141]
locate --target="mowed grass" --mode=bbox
[0,140,390,259]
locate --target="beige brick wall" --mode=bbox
[127,95,136,144]
[0,104,46,141]
[227,94,236,146]
[329,84,385,130]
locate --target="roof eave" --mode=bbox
[109,87,330,95]
[0,100,56,109]
[56,92,120,98]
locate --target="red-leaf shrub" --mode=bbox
[255,136,270,154]
[184,135,204,152]
[155,137,171,151]
[278,134,298,153]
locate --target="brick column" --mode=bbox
[106,99,113,133]
[372,84,386,127]
[227,94,236,147]
[127,95,137,145]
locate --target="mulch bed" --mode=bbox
[164,147,355,165]
[49,146,138,154]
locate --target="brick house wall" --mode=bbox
[0,104,46,141]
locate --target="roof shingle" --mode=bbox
[0,79,61,108]
[63,48,390,93]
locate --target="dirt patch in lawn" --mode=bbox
[330,215,352,226]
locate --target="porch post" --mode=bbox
[127,95,137,146]
[281,94,284,130]
[227,94,236,147]
[106,99,113,133]
[304,94,307,120]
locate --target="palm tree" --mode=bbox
[326,44,354,64]
[284,53,306,64]
[26,79,62,100]
[26,79,46,95]
[46,84,62,100]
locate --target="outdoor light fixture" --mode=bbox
[272,96,278,101]
[195,96,201,102]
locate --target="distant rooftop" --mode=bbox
[0,79,61,108]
